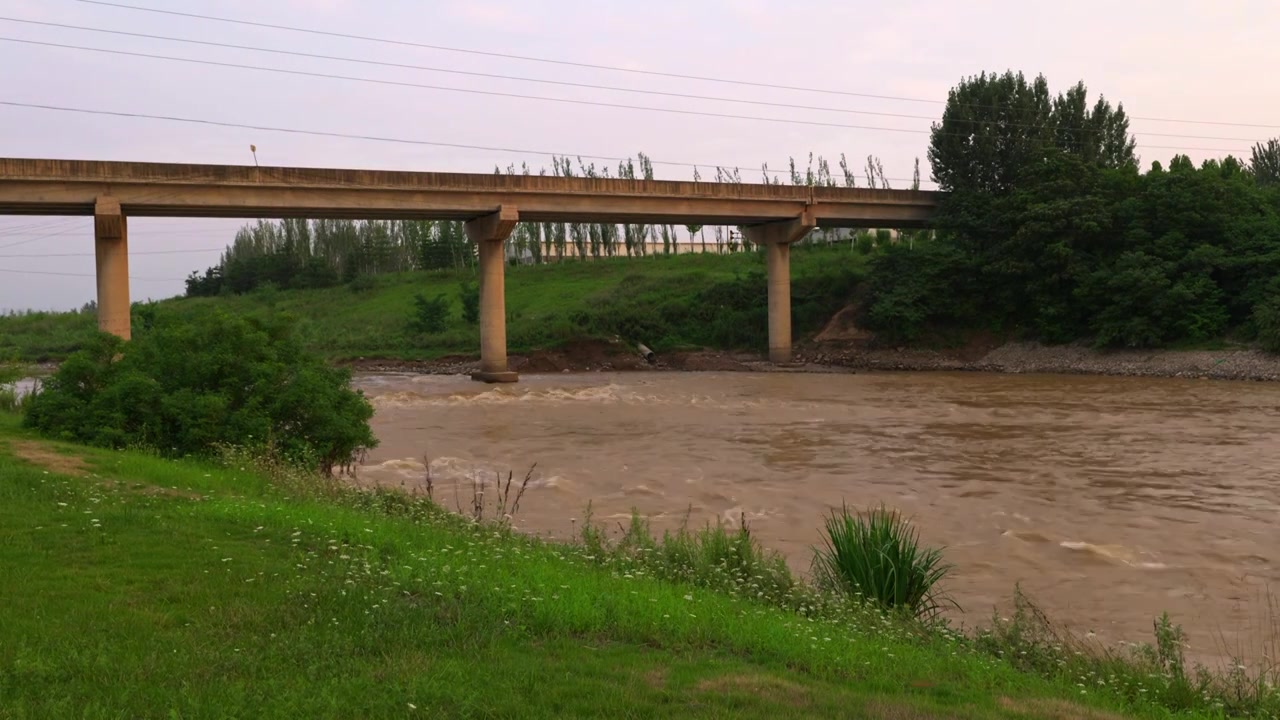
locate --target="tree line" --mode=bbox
[185,152,913,298]
[862,70,1280,351]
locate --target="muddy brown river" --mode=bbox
[354,370,1280,665]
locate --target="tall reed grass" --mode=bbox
[811,503,954,619]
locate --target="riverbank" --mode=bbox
[343,336,1280,382]
[2,411,1256,718]
[0,248,864,364]
[806,341,1280,382]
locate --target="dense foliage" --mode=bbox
[1253,139,1280,187]
[571,266,863,350]
[23,310,376,473]
[928,71,1136,194]
[864,72,1280,349]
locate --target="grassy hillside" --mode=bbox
[0,247,868,363]
[0,412,1203,719]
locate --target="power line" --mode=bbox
[65,0,1280,132]
[0,227,239,239]
[0,267,180,281]
[2,37,1260,153]
[0,217,82,236]
[1,17,943,124]
[2,17,1264,144]
[0,247,225,258]
[0,100,939,184]
[0,217,88,233]
[68,0,952,107]
[0,38,936,137]
[0,222,86,250]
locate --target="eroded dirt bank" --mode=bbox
[344,337,1280,382]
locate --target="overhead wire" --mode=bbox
[0,247,225,258]
[0,222,88,250]
[0,100,938,184]
[0,16,1266,144]
[0,217,83,236]
[0,17,947,124]
[0,267,180,281]
[0,38,945,137]
[68,0,954,106]
[0,227,242,239]
[0,38,1257,156]
[64,0,1280,131]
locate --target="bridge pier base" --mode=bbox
[94,197,131,340]
[743,209,815,364]
[466,206,520,383]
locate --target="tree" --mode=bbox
[1251,138,1280,186]
[409,293,450,334]
[927,71,1136,193]
[458,281,480,325]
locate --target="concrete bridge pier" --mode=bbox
[466,205,520,383]
[94,196,131,340]
[743,209,815,364]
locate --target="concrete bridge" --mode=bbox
[0,158,940,382]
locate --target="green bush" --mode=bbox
[348,274,376,293]
[1254,294,1280,352]
[23,310,376,474]
[860,241,969,343]
[854,231,875,255]
[811,503,953,619]
[458,281,480,325]
[409,293,450,334]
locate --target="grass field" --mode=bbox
[0,411,1206,719]
[0,247,868,363]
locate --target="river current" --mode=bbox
[354,370,1280,664]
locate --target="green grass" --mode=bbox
[0,247,869,363]
[0,413,1196,719]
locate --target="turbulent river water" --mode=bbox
[354,370,1280,663]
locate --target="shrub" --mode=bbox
[458,281,480,325]
[23,310,376,474]
[860,241,968,343]
[409,293,450,334]
[811,503,953,619]
[348,274,376,294]
[1254,294,1280,352]
[855,231,876,255]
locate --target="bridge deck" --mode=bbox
[0,158,939,227]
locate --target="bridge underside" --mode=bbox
[0,158,940,380]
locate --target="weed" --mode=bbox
[811,503,955,620]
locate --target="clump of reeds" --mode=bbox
[810,503,954,620]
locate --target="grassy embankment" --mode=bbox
[0,247,867,363]
[0,411,1210,719]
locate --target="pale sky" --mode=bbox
[0,0,1275,311]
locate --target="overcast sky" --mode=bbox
[1,0,1276,311]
